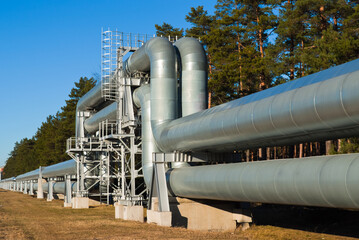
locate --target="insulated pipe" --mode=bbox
[16,160,76,181]
[16,169,40,181]
[77,84,103,112]
[84,102,118,134]
[172,37,207,169]
[124,37,177,143]
[34,181,77,194]
[133,84,160,186]
[154,59,359,152]
[76,84,103,138]
[168,153,359,209]
[42,160,76,178]
[174,37,208,117]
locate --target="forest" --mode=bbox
[3,0,359,178]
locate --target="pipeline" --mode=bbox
[168,153,359,209]
[2,36,359,211]
[127,37,359,209]
[35,181,77,195]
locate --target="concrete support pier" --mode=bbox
[115,203,144,222]
[148,197,252,231]
[64,175,72,207]
[37,167,44,199]
[146,197,172,227]
[47,180,54,201]
[72,197,89,209]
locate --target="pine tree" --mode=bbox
[155,22,184,38]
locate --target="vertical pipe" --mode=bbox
[133,85,160,187]
[174,37,208,117]
[121,145,125,198]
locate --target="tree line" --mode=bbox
[2,77,96,178]
[155,0,359,160]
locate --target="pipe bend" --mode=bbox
[126,37,177,152]
[174,37,208,117]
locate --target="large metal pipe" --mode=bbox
[168,153,359,209]
[125,37,177,143]
[174,37,208,117]
[84,102,118,134]
[133,84,160,186]
[77,84,103,112]
[34,181,76,194]
[76,84,104,138]
[172,37,207,169]
[16,169,40,181]
[42,160,76,178]
[154,59,359,152]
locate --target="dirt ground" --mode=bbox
[0,190,358,240]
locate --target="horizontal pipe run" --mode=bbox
[16,169,40,181]
[155,60,359,152]
[42,160,76,178]
[84,102,118,133]
[168,153,359,209]
[34,181,77,194]
[76,84,104,112]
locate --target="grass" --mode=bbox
[0,190,358,240]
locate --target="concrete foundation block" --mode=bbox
[124,205,144,222]
[115,203,144,222]
[88,198,101,206]
[72,197,89,209]
[147,210,172,227]
[115,203,124,219]
[64,202,72,208]
[169,198,252,231]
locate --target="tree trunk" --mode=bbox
[208,92,211,109]
[246,149,250,162]
[256,7,266,90]
[338,139,342,152]
[325,140,332,155]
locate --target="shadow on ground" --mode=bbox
[252,204,359,238]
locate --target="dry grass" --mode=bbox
[0,190,358,240]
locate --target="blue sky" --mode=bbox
[0,0,217,167]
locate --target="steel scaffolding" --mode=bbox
[67,29,153,205]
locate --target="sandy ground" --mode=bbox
[0,190,358,240]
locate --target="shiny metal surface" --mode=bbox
[155,60,359,152]
[16,169,40,181]
[125,37,177,125]
[174,37,208,117]
[42,160,76,178]
[133,84,159,186]
[35,181,76,194]
[168,153,359,209]
[76,84,104,111]
[84,102,118,133]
